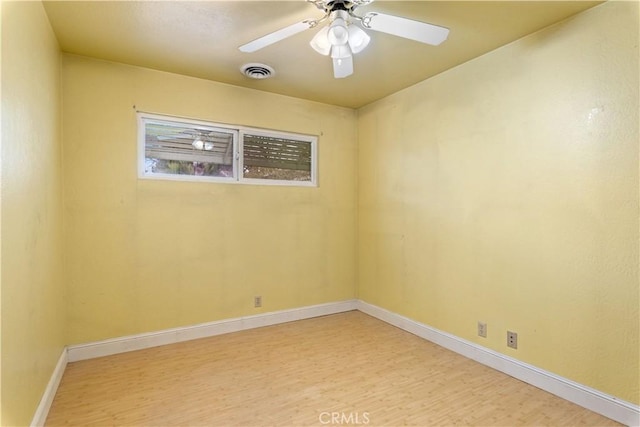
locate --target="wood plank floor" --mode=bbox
[46,311,619,426]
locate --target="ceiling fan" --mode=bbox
[238,0,449,79]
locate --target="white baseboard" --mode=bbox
[30,348,68,427]
[356,300,640,427]
[67,299,358,362]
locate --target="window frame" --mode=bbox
[138,112,318,187]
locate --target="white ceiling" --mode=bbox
[43,1,602,109]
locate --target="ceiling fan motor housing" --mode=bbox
[318,0,373,14]
[326,0,352,12]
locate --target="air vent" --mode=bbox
[241,63,275,80]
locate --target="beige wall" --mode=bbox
[358,1,639,404]
[1,2,66,425]
[62,55,358,344]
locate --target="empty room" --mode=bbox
[1,0,638,426]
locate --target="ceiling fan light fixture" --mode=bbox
[333,54,354,79]
[331,44,351,59]
[310,26,331,55]
[327,18,349,45]
[347,25,370,54]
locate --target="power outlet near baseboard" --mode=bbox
[507,331,518,349]
[477,321,487,338]
[254,296,262,308]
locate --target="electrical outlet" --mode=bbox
[507,331,518,349]
[477,322,487,338]
[254,296,262,308]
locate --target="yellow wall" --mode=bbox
[358,1,639,404]
[1,1,66,425]
[2,1,638,424]
[62,55,358,344]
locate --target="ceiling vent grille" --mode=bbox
[241,63,275,79]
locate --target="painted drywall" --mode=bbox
[62,55,357,344]
[1,1,3,420]
[358,1,639,404]
[1,2,66,425]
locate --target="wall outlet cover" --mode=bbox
[507,331,518,349]
[478,322,487,338]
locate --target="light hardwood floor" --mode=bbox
[46,311,620,426]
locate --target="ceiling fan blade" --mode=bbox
[333,55,353,79]
[364,12,449,46]
[239,20,313,53]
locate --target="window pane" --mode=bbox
[144,120,235,178]
[242,134,312,182]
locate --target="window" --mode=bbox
[241,132,313,182]
[138,113,317,186]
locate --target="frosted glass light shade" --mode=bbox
[333,55,353,78]
[327,18,349,46]
[310,9,371,76]
[331,44,351,59]
[310,26,331,56]
[347,25,370,54]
